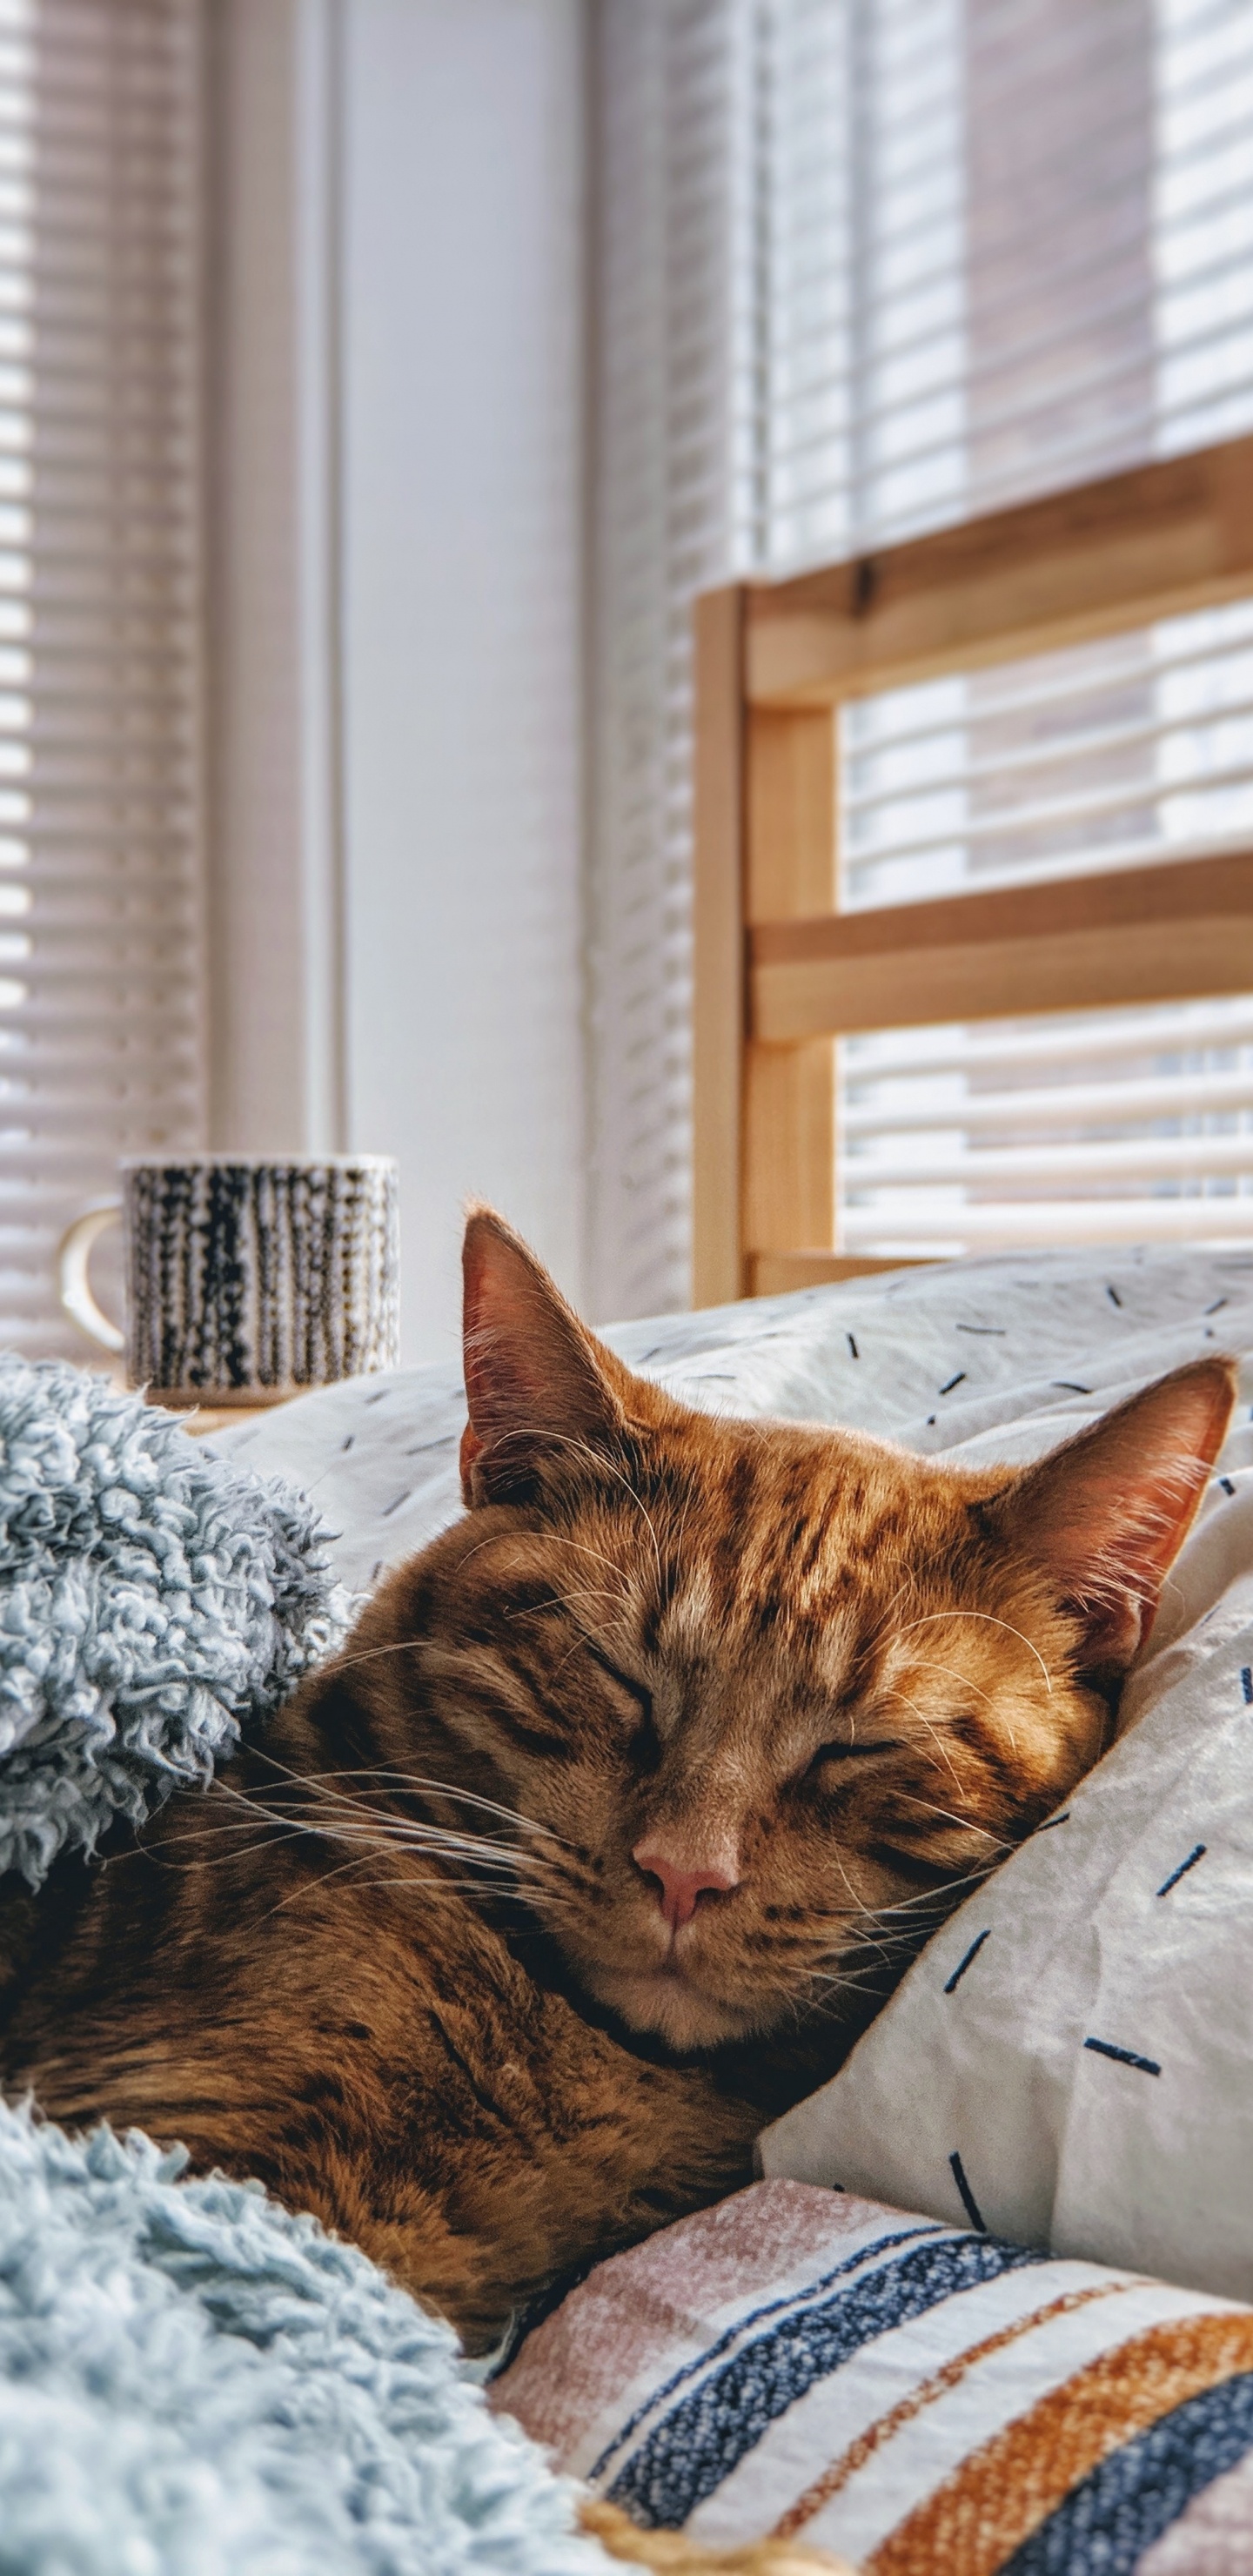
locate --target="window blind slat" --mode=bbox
[0,0,203,1358]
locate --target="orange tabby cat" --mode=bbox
[0,1211,1233,2569]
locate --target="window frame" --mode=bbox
[692,430,1253,1302]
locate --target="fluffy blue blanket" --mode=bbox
[0,1358,350,1887]
[0,2106,608,2576]
[0,1363,617,2576]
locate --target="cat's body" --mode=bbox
[0,1213,1236,2367]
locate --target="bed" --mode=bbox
[2,1241,1252,2570]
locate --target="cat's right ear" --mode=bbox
[990,1353,1236,1677]
[459,1205,626,1506]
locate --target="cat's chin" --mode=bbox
[582,1959,769,2053]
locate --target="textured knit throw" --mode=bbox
[0,1355,351,1886]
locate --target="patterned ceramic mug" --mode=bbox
[57,1156,400,1404]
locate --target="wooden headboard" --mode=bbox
[691,431,1253,1307]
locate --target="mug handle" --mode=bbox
[57,1200,125,1354]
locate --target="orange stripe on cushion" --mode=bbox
[773,2284,1122,2540]
[867,2312,1253,2576]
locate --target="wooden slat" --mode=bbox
[748,1251,927,1293]
[746,707,837,922]
[741,707,838,1265]
[751,850,1253,1043]
[743,1041,835,1254]
[692,585,747,1305]
[746,433,1253,708]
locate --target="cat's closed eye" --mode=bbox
[583,1640,660,1768]
[803,1735,902,1779]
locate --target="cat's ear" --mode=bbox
[991,1355,1236,1675]
[459,1205,626,1506]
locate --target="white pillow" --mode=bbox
[761,1431,1253,2304]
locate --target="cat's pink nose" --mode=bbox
[633,1839,740,1930]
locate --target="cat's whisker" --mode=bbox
[506,1587,626,1621]
[227,1791,519,1857]
[891,1788,1014,1848]
[548,1533,634,1582]
[823,1844,901,1940]
[144,1822,290,1856]
[125,1829,286,1872]
[257,1856,526,1925]
[905,1656,1021,1761]
[908,1654,1000,1713]
[895,1608,1055,1694]
[878,1687,964,1786]
[214,1781,546,1882]
[328,1633,429,1675]
[259,1845,402,1919]
[546,1627,609,1688]
[248,1749,573,1850]
[500,1422,666,1591]
[231,1776,468,1848]
[870,1882,982,1928]
[509,1886,580,1923]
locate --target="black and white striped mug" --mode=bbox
[57,1156,400,1404]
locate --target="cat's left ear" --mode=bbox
[459,1204,626,1506]
[990,1354,1237,1675]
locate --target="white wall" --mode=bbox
[208,0,589,1367]
[340,0,588,1363]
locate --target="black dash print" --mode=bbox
[847,1332,859,1359]
[938,1372,967,1396]
[1035,1809,1071,1832]
[381,1490,412,1519]
[1206,1298,1229,1316]
[1083,2036,1161,2077]
[1243,1667,1253,1705]
[1157,1843,1206,1897]
[340,1433,354,1452]
[944,1929,991,1994]
[948,2150,987,2234]
[404,1433,457,1456]
[638,1345,661,1363]
[1052,1381,1091,1395]
[369,1560,383,1586]
[955,1324,1006,1336]
[1220,1476,1236,1495]
[364,1387,390,1405]
[926,1415,936,1427]
[1106,1285,1122,1307]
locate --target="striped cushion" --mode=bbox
[490,2182,1253,2573]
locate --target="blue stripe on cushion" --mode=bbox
[608,2232,1049,2528]
[587,2222,944,2486]
[1002,2370,1253,2574]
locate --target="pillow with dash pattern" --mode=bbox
[760,1424,1253,2304]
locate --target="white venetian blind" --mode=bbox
[0,0,204,1358]
[589,0,1253,1310]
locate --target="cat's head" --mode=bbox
[396,1211,1234,2051]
